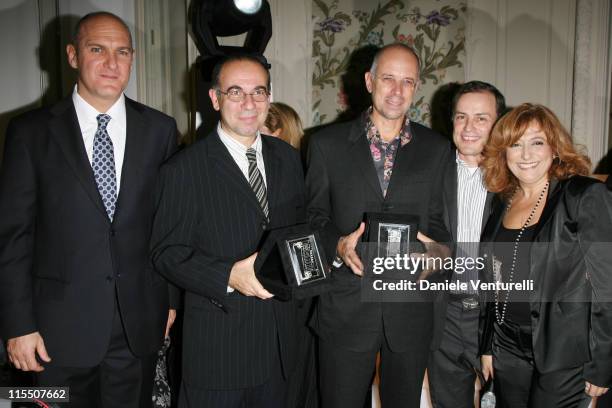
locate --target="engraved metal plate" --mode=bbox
[378,222,411,257]
[285,234,326,286]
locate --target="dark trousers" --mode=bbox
[493,320,590,408]
[319,334,429,408]
[178,349,286,408]
[428,298,479,408]
[36,295,157,408]
[285,298,319,408]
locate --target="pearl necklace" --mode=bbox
[494,181,549,325]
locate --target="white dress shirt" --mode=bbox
[72,85,127,193]
[217,123,268,293]
[453,151,488,294]
[217,123,267,186]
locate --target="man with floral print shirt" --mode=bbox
[306,43,451,408]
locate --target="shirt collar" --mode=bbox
[362,106,412,147]
[456,150,481,175]
[217,122,262,154]
[72,84,126,128]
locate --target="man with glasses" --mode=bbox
[151,54,305,408]
[306,43,451,407]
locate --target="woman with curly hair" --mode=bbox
[478,103,612,407]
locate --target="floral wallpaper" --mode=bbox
[312,0,466,126]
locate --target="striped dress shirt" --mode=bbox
[452,154,487,294]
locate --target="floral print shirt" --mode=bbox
[363,107,412,196]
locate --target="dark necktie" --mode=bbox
[92,114,117,221]
[246,147,269,219]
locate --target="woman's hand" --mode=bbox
[481,355,494,381]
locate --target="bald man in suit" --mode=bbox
[0,12,178,407]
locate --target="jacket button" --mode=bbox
[110,229,116,236]
[531,310,539,318]
[382,203,393,211]
[106,276,113,282]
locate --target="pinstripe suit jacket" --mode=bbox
[151,130,306,389]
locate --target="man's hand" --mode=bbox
[7,332,51,372]
[481,355,494,381]
[585,381,609,397]
[412,231,451,281]
[164,309,177,338]
[228,252,274,299]
[337,222,365,276]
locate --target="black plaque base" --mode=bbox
[255,224,332,301]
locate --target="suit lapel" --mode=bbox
[347,120,383,199]
[113,99,147,223]
[49,98,108,219]
[385,122,421,201]
[533,179,561,239]
[481,197,505,245]
[208,132,267,219]
[444,156,458,241]
[481,191,495,235]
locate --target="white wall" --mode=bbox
[0,0,45,159]
[465,0,576,128]
[0,0,44,115]
[465,0,611,166]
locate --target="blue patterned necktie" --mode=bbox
[246,147,269,219]
[92,114,117,221]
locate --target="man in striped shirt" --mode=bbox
[428,81,506,408]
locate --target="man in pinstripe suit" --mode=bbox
[151,55,306,408]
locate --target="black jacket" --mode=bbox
[0,97,178,366]
[479,176,612,387]
[306,116,451,352]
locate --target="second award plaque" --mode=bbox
[255,224,332,300]
[363,212,420,258]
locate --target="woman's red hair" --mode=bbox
[482,103,591,199]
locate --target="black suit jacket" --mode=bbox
[306,116,451,353]
[430,152,494,350]
[0,96,178,367]
[479,176,612,387]
[150,131,306,389]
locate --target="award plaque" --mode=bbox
[285,235,326,285]
[363,212,420,258]
[255,224,332,300]
[378,222,411,258]
[361,212,420,284]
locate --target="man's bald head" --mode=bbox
[369,43,421,79]
[72,11,133,51]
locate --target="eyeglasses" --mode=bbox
[216,87,269,102]
[374,75,418,90]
